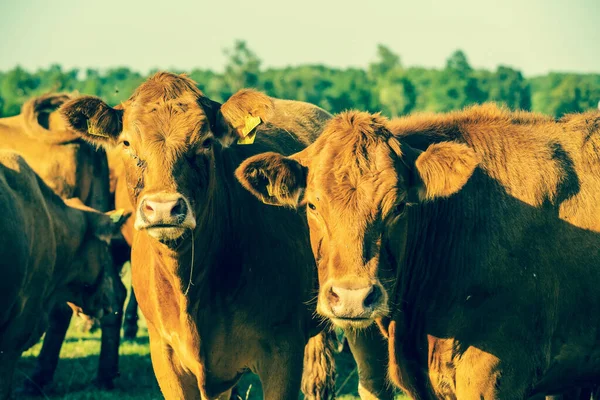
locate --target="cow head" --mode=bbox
[64,199,130,319]
[60,73,225,246]
[236,111,479,329]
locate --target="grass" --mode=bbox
[13,269,408,399]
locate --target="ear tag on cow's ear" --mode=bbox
[109,208,126,224]
[87,119,108,138]
[237,115,262,145]
[266,183,289,198]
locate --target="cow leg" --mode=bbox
[95,277,127,389]
[123,287,139,341]
[21,303,72,394]
[301,330,336,400]
[256,336,304,400]
[148,326,200,400]
[345,325,394,400]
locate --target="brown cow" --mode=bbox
[0,151,128,400]
[236,105,600,399]
[60,72,336,399]
[0,93,126,392]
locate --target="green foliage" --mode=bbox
[476,66,531,110]
[222,40,262,98]
[369,46,416,117]
[530,73,600,116]
[0,42,598,119]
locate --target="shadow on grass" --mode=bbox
[14,331,394,400]
[15,353,160,400]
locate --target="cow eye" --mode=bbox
[201,138,213,149]
[122,140,130,148]
[308,202,317,211]
[395,202,407,216]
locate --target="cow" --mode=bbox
[235,105,600,399]
[59,72,337,399]
[0,93,126,392]
[0,151,128,400]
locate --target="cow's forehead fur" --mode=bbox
[306,111,402,220]
[122,73,210,160]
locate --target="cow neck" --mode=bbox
[147,147,248,309]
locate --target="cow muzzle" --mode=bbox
[319,279,388,329]
[135,192,196,242]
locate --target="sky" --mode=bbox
[0,0,598,77]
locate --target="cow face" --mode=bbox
[66,203,130,319]
[60,73,221,246]
[236,111,479,329]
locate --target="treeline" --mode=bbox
[1,41,599,118]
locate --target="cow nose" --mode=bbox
[328,284,383,319]
[141,196,188,225]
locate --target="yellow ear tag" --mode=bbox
[109,209,126,224]
[266,183,275,197]
[87,119,109,138]
[237,115,262,145]
[266,183,289,198]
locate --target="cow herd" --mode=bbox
[0,71,599,400]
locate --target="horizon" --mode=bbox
[1,0,599,78]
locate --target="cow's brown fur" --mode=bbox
[0,152,127,399]
[0,93,126,392]
[60,72,336,399]
[236,104,600,399]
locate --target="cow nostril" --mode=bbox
[171,198,187,217]
[328,287,340,306]
[363,286,381,309]
[144,201,154,213]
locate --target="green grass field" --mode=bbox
[13,269,407,399]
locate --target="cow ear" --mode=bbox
[90,209,132,242]
[60,96,123,147]
[235,152,307,208]
[214,89,274,147]
[197,96,222,134]
[407,142,479,201]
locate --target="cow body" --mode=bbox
[236,105,600,399]
[60,73,336,399]
[0,94,125,391]
[0,152,127,399]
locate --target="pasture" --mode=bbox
[13,268,407,400]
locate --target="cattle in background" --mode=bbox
[0,94,125,392]
[106,147,139,340]
[236,105,600,398]
[60,72,336,399]
[0,151,128,400]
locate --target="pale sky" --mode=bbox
[1,0,598,77]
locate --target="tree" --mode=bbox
[222,40,261,97]
[446,50,472,76]
[367,45,416,116]
[0,66,38,116]
[427,50,486,112]
[477,66,531,110]
[369,44,402,79]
